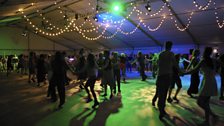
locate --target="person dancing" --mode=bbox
[111,52,121,94]
[219,53,224,100]
[76,49,87,89]
[78,53,100,108]
[184,47,218,125]
[186,49,200,98]
[120,53,126,83]
[167,54,182,103]
[102,50,115,99]
[51,52,68,108]
[132,51,147,81]
[153,41,179,120]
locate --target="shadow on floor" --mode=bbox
[69,96,123,126]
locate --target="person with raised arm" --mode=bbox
[184,47,218,125]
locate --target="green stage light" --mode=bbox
[114,5,120,11]
[110,2,123,14]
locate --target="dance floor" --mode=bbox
[0,71,224,126]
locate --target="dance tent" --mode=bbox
[1,1,224,126]
[0,0,224,54]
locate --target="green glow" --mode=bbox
[2,72,224,126]
[0,28,25,55]
[114,5,120,11]
[36,79,203,126]
[110,2,123,14]
[0,17,21,23]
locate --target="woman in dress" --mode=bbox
[78,53,100,108]
[186,49,200,97]
[184,47,218,125]
[102,50,115,99]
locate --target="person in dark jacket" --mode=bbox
[36,54,47,86]
[51,51,68,108]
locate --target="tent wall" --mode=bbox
[111,44,224,55]
[0,27,70,55]
[112,45,196,55]
[0,27,223,56]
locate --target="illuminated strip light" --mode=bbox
[118,21,141,35]
[75,17,106,33]
[78,18,90,28]
[135,3,167,17]
[24,1,70,31]
[22,11,75,35]
[213,2,224,28]
[101,22,125,39]
[77,21,103,33]
[101,21,124,39]
[39,12,73,32]
[26,0,136,37]
[74,5,137,35]
[86,1,136,25]
[102,29,119,39]
[21,2,76,36]
[23,14,76,36]
[88,0,96,11]
[21,2,80,35]
[24,16,75,36]
[140,16,166,32]
[172,12,194,31]
[193,0,212,10]
[79,25,109,40]
[101,7,136,25]
[135,6,166,32]
[35,4,75,31]
[76,6,136,34]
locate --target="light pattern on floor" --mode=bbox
[0,72,223,126]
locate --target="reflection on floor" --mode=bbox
[0,71,224,126]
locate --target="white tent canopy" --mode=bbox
[0,0,224,54]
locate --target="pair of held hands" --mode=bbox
[179,70,189,76]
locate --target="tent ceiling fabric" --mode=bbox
[0,0,224,50]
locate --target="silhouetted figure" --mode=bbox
[167,54,182,103]
[184,47,218,125]
[62,51,71,85]
[97,53,104,83]
[17,54,25,75]
[79,53,99,108]
[120,53,126,83]
[219,53,224,100]
[152,53,159,79]
[186,49,200,97]
[76,49,87,89]
[28,52,37,83]
[36,54,47,86]
[126,54,133,72]
[6,55,13,76]
[112,52,121,94]
[145,54,150,71]
[102,50,115,99]
[154,41,179,120]
[51,51,68,108]
[132,51,147,81]
[46,55,53,98]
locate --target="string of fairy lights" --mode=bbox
[193,0,212,10]
[213,1,224,28]
[135,2,167,17]
[19,0,223,40]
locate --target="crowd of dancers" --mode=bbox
[151,41,224,125]
[0,41,224,124]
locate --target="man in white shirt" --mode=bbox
[156,41,179,120]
